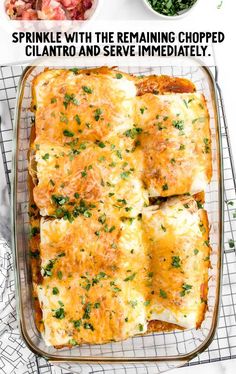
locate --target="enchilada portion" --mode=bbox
[37,214,149,346]
[31,138,147,218]
[32,68,136,147]
[135,93,212,197]
[142,195,210,329]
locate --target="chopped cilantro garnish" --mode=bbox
[172,120,184,131]
[180,284,192,297]
[124,127,143,139]
[116,73,123,79]
[147,0,197,16]
[81,169,87,178]
[52,195,69,206]
[52,287,59,295]
[30,226,40,238]
[63,129,74,137]
[116,150,122,159]
[42,153,49,161]
[203,138,210,153]
[183,99,188,108]
[162,183,168,191]
[53,307,65,319]
[83,322,94,331]
[57,271,63,280]
[73,319,82,329]
[29,250,40,258]
[94,108,102,121]
[83,303,92,319]
[74,114,81,125]
[95,140,106,148]
[171,256,181,268]
[70,68,79,75]
[63,93,79,109]
[140,107,147,114]
[60,113,68,124]
[159,289,167,299]
[82,86,93,94]
[192,117,206,124]
[120,171,131,180]
[42,260,55,277]
[98,213,106,224]
[69,339,78,346]
[138,323,144,332]
[124,273,136,282]
[197,201,204,209]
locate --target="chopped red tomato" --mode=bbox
[5,0,93,20]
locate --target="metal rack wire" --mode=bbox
[0,65,236,374]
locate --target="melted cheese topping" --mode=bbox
[142,196,210,329]
[32,69,136,146]
[135,93,212,197]
[38,215,148,346]
[29,68,212,347]
[33,139,147,218]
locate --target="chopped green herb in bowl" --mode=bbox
[144,0,198,18]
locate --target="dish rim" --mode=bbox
[11,60,224,364]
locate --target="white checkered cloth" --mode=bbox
[0,237,37,374]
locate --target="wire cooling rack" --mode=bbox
[0,65,236,374]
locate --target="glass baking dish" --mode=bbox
[11,59,224,373]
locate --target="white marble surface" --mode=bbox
[175,359,236,374]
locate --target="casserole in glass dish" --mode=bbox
[11,59,223,373]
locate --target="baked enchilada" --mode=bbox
[29,67,212,347]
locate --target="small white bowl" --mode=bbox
[142,0,199,20]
